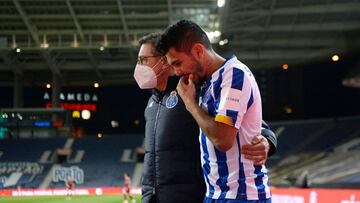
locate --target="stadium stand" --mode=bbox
[71,136,142,163]
[0,138,66,162]
[0,135,143,189]
[1,117,359,189]
[268,116,360,188]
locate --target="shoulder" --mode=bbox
[221,59,254,85]
[222,59,249,75]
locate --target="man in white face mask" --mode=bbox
[134,33,278,203]
[134,37,173,91]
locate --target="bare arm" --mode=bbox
[177,76,237,152]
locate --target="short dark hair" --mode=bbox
[157,20,212,55]
[138,32,162,55]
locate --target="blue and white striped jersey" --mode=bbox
[199,55,271,200]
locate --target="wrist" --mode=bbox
[185,99,198,113]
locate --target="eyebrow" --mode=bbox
[170,59,180,66]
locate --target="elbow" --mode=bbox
[214,140,233,152]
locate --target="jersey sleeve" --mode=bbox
[214,66,253,129]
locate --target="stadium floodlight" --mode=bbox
[282,64,289,70]
[219,38,228,46]
[283,106,293,114]
[81,110,91,120]
[103,34,108,47]
[206,31,222,43]
[133,119,140,125]
[12,35,17,48]
[111,120,119,128]
[72,34,79,48]
[217,0,226,7]
[40,35,49,49]
[214,30,221,37]
[332,54,339,62]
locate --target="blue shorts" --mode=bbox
[203,197,271,203]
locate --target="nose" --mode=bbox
[173,67,183,76]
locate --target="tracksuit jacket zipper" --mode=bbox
[152,96,162,196]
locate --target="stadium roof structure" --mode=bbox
[0,0,359,86]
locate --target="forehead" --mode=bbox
[138,43,156,56]
[166,47,188,63]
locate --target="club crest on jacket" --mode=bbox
[166,91,178,109]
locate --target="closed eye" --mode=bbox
[173,61,182,67]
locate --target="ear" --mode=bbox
[190,43,205,60]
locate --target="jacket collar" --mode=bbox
[151,76,180,98]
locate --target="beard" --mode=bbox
[189,55,206,85]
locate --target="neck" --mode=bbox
[156,80,167,92]
[205,50,226,78]
[155,68,172,92]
